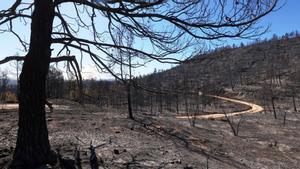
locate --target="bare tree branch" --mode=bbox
[0,55,83,98]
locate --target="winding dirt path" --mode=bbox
[176,95,264,120]
[1,94,264,120]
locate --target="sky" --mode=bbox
[260,0,300,37]
[0,0,299,80]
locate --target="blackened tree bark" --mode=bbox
[127,83,134,119]
[10,1,56,169]
[292,95,297,112]
[176,94,179,114]
[271,95,277,119]
[127,55,134,119]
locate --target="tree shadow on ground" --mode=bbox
[134,117,250,169]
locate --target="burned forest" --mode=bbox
[1,0,300,169]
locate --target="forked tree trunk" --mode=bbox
[10,1,56,169]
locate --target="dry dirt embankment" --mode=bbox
[176,94,264,120]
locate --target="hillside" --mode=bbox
[142,36,300,103]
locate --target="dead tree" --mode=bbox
[288,66,300,112]
[221,104,243,136]
[73,147,82,169]
[57,149,76,169]
[112,27,136,119]
[89,145,99,169]
[9,58,23,95]
[88,141,106,169]
[0,72,8,103]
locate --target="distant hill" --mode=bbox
[8,79,17,85]
[142,36,300,98]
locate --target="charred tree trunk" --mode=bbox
[271,96,277,119]
[127,83,134,119]
[159,93,163,115]
[292,95,297,112]
[10,1,56,169]
[127,56,134,119]
[176,93,179,114]
[150,94,153,114]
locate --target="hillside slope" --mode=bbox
[144,37,300,97]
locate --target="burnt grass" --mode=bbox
[0,99,300,169]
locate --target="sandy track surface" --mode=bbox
[0,104,18,110]
[0,104,71,110]
[176,95,264,120]
[1,94,264,120]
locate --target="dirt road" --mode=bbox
[0,104,70,110]
[176,95,264,120]
[0,103,18,110]
[1,94,264,120]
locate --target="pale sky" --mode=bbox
[0,0,299,80]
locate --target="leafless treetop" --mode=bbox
[0,0,278,79]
